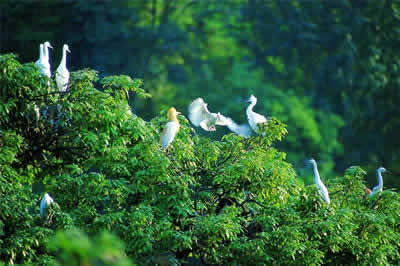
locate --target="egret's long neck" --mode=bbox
[39,45,43,60]
[171,115,179,122]
[60,47,67,67]
[377,170,383,188]
[312,163,321,183]
[247,100,256,114]
[168,113,178,122]
[44,45,48,61]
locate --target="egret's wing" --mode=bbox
[200,119,216,131]
[371,184,382,193]
[317,183,330,204]
[160,121,179,149]
[43,62,51,78]
[215,113,228,126]
[56,65,68,77]
[253,112,267,124]
[42,47,51,78]
[232,123,252,138]
[56,67,70,92]
[188,98,212,127]
[370,186,382,197]
[219,115,252,138]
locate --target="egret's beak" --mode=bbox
[49,44,53,49]
[176,112,182,115]
[67,47,71,53]
[389,170,400,177]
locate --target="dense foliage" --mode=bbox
[3,0,400,184]
[1,54,400,265]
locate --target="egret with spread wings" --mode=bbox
[188,98,227,131]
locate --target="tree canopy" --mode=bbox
[1,53,400,265]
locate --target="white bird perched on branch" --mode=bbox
[246,95,267,134]
[369,167,387,197]
[160,107,181,150]
[56,44,71,92]
[308,158,330,204]
[40,193,54,218]
[35,43,50,78]
[188,98,227,131]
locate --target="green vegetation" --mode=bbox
[2,0,399,184]
[1,54,400,265]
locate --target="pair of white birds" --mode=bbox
[188,95,267,137]
[159,95,268,150]
[35,41,71,92]
[309,158,387,204]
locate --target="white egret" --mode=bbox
[246,95,267,134]
[308,158,330,204]
[56,44,71,92]
[35,43,48,76]
[188,98,227,131]
[370,167,387,197]
[160,107,181,150]
[40,193,54,218]
[43,41,53,81]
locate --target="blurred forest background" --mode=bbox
[1,0,399,187]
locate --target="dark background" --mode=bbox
[1,0,399,187]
